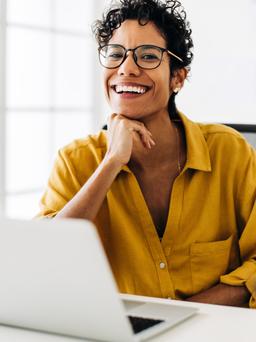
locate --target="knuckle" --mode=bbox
[120,119,128,127]
[136,121,144,127]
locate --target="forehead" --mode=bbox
[109,20,166,48]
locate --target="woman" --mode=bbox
[38,0,256,308]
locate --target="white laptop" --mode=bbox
[0,218,197,341]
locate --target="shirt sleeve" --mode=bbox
[220,202,256,308]
[37,149,82,218]
[220,146,256,309]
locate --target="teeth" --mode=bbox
[115,85,147,94]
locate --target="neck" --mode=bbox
[129,111,181,171]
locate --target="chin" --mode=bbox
[119,112,146,120]
[111,105,147,119]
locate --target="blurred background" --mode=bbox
[0,0,255,219]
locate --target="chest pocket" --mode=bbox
[190,235,233,294]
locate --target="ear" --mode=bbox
[170,68,188,94]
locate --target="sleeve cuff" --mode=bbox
[246,273,256,309]
[34,211,57,218]
[220,261,256,309]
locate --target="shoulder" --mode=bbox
[179,111,247,149]
[198,122,243,140]
[60,130,107,160]
[179,111,256,170]
[201,123,252,150]
[198,123,256,169]
[198,122,251,152]
[56,131,107,176]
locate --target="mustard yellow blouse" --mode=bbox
[38,113,256,308]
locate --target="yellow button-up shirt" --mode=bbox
[38,113,256,308]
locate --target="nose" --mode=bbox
[117,51,141,76]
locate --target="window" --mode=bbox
[0,0,106,219]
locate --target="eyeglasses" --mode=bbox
[98,44,183,70]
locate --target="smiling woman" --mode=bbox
[38,0,256,309]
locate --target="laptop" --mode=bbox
[0,218,197,341]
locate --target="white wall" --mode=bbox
[177,0,256,124]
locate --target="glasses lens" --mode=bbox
[135,46,162,69]
[99,45,125,68]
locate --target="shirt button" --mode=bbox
[159,262,166,269]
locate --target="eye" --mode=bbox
[107,52,124,60]
[141,53,159,60]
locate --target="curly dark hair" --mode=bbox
[92,0,193,116]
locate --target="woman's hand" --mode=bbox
[106,113,155,166]
[55,114,155,221]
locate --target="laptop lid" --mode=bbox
[0,218,134,341]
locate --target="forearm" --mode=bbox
[186,283,250,307]
[56,155,122,221]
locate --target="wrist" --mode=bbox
[102,153,124,172]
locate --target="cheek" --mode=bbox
[164,74,172,98]
[155,77,171,101]
[103,70,112,98]
[151,67,171,99]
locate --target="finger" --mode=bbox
[139,126,154,146]
[107,113,117,127]
[146,137,156,149]
[123,120,154,149]
[107,113,117,123]
[129,127,146,147]
[144,133,155,149]
[110,113,117,119]
[131,125,154,149]
[135,121,153,138]
[149,137,156,146]
[139,131,152,149]
[141,132,151,149]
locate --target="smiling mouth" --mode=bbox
[112,85,150,95]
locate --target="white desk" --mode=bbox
[0,294,255,342]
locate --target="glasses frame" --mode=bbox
[98,44,183,70]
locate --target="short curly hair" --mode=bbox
[92,0,193,74]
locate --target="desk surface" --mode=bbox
[0,294,255,342]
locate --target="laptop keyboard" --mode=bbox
[128,316,164,334]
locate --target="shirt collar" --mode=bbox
[103,112,212,174]
[178,111,211,172]
[121,165,132,173]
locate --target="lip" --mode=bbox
[112,92,146,99]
